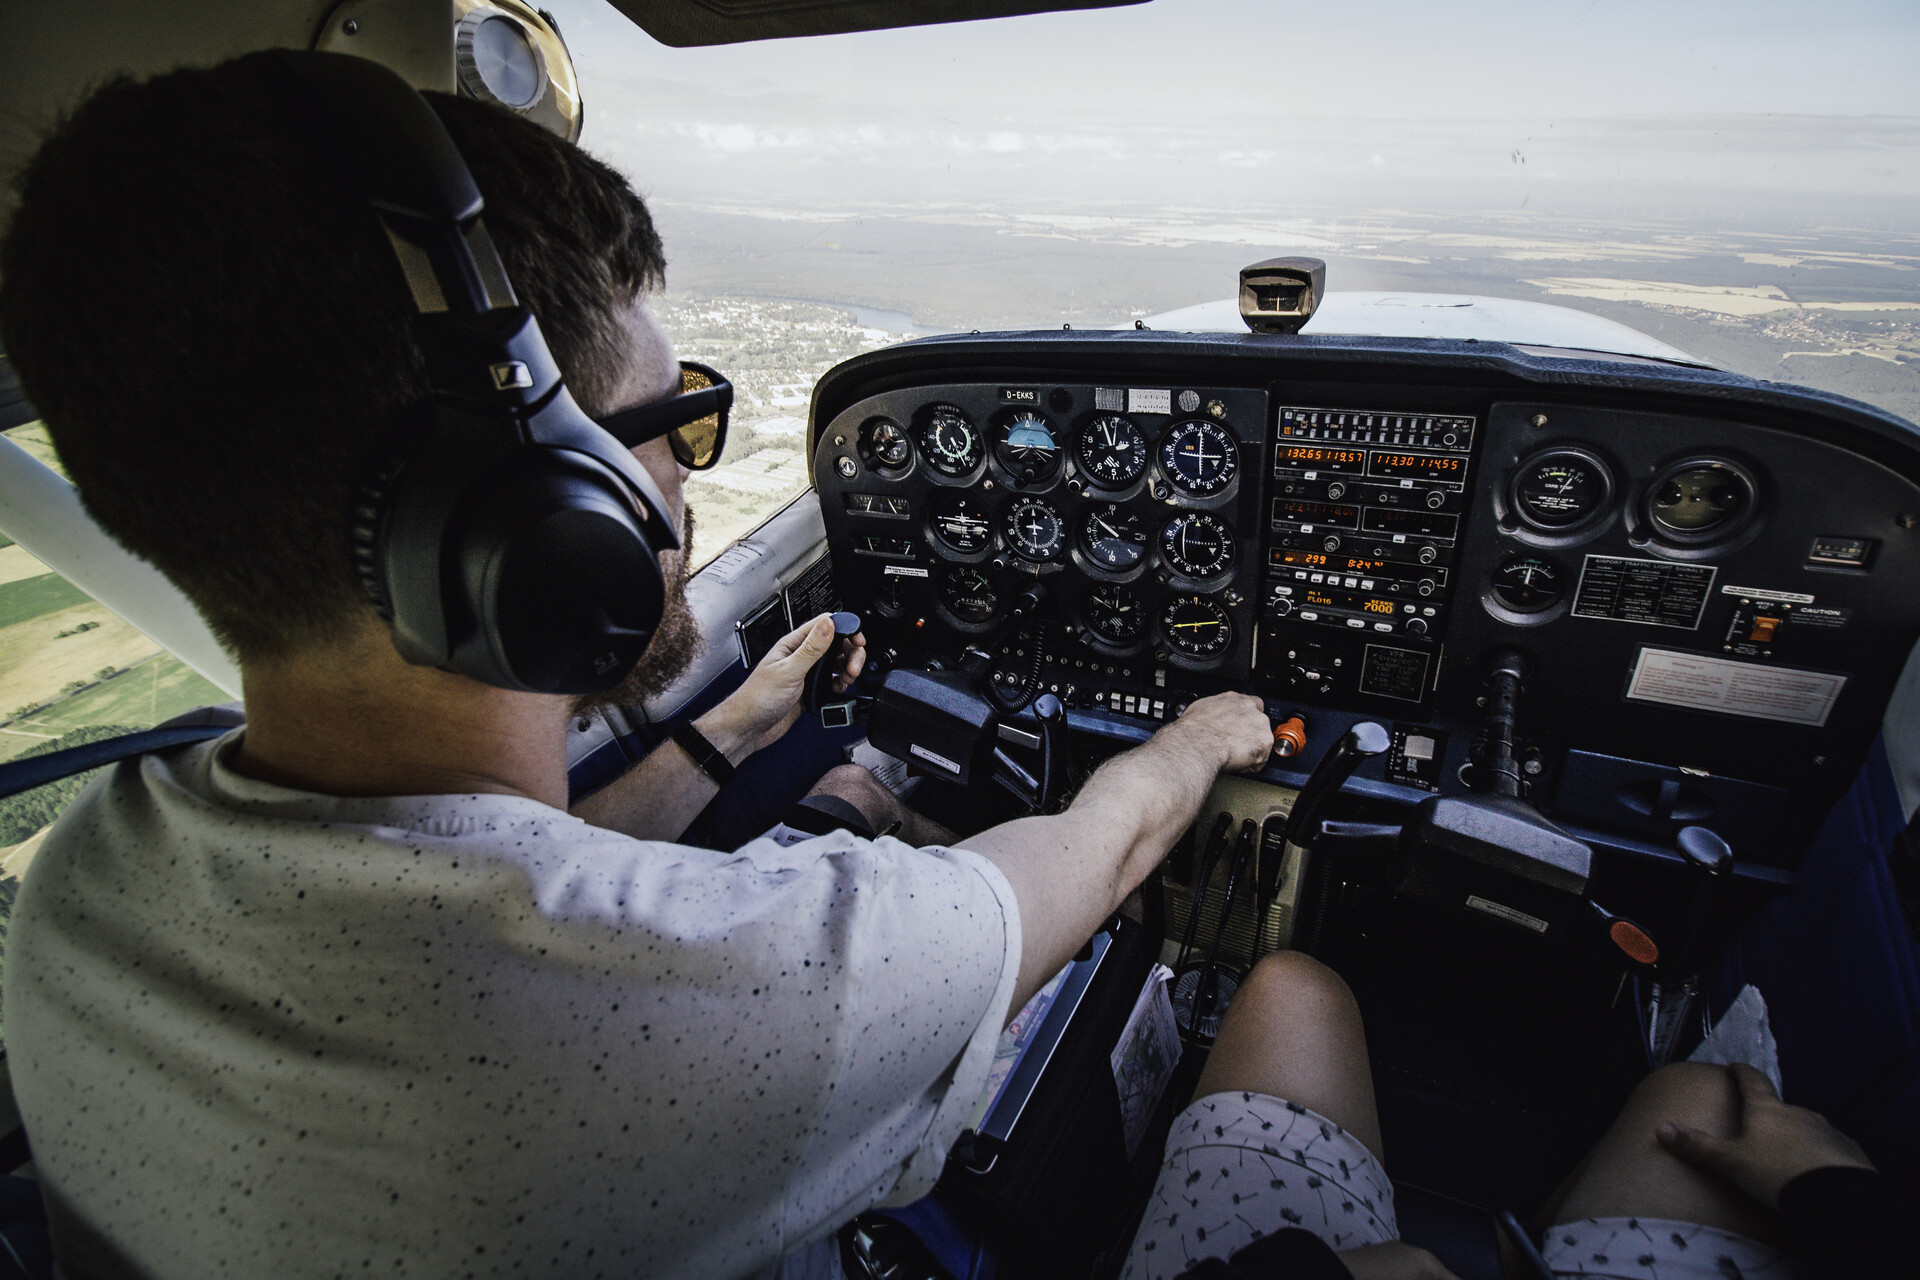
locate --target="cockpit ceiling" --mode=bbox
[608,0,1148,47]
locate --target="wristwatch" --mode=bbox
[671,722,736,787]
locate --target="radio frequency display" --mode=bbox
[1276,444,1366,474]
[1369,452,1467,484]
[1273,498,1361,528]
[1362,508,1460,539]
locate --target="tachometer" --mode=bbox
[995,411,1061,482]
[1083,584,1145,646]
[1161,595,1233,658]
[1512,450,1611,530]
[1160,512,1236,579]
[931,492,992,554]
[1004,497,1066,561]
[1080,503,1148,571]
[917,403,983,477]
[1159,420,1238,496]
[1076,414,1148,487]
[940,566,999,623]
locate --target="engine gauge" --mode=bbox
[1004,497,1066,561]
[1083,584,1146,646]
[872,573,908,617]
[995,411,1061,482]
[1512,450,1612,530]
[1648,460,1755,541]
[1076,414,1148,487]
[861,416,911,471]
[917,403,983,477]
[931,492,992,554]
[940,566,999,624]
[1159,420,1238,496]
[1490,553,1566,613]
[1080,503,1148,571]
[1161,595,1233,658]
[1160,511,1236,579]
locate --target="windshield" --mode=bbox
[536,0,1918,566]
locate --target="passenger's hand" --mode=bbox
[1338,1242,1462,1280]
[695,614,865,762]
[1162,692,1272,774]
[1656,1063,1876,1210]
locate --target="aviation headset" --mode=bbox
[263,50,679,695]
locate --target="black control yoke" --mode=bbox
[1285,721,1391,848]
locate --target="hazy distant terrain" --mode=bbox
[650,203,1920,425]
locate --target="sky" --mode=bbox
[542,0,1920,221]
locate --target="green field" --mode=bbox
[0,573,91,628]
[13,654,226,737]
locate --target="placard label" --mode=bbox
[1625,648,1847,727]
[1574,556,1716,630]
[1128,388,1172,415]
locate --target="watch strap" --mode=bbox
[672,722,736,787]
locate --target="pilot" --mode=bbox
[0,55,1282,1279]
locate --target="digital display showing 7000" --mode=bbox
[1368,452,1467,484]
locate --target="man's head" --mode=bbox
[0,56,698,695]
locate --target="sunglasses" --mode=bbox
[595,360,732,470]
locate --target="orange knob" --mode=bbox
[1271,715,1307,758]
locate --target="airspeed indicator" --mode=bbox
[918,404,983,476]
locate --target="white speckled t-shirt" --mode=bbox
[3,730,1020,1280]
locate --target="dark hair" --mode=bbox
[0,58,666,664]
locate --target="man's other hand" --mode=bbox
[1656,1062,1875,1210]
[1161,692,1273,775]
[696,614,866,761]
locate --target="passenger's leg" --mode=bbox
[1539,1061,1781,1247]
[800,763,956,847]
[1121,952,1396,1280]
[1193,950,1385,1160]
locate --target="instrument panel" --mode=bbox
[808,333,1920,868]
[819,383,1267,695]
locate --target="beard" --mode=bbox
[573,505,702,715]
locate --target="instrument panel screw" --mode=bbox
[835,456,857,478]
[342,17,359,33]
[1530,414,1548,428]
[833,435,846,447]
[983,479,996,490]
[1899,514,1919,530]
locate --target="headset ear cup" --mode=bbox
[351,449,411,623]
[451,454,669,694]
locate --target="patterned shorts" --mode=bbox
[1120,1091,1398,1280]
[1543,1217,1798,1280]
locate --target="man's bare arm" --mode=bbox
[959,693,1273,1016]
